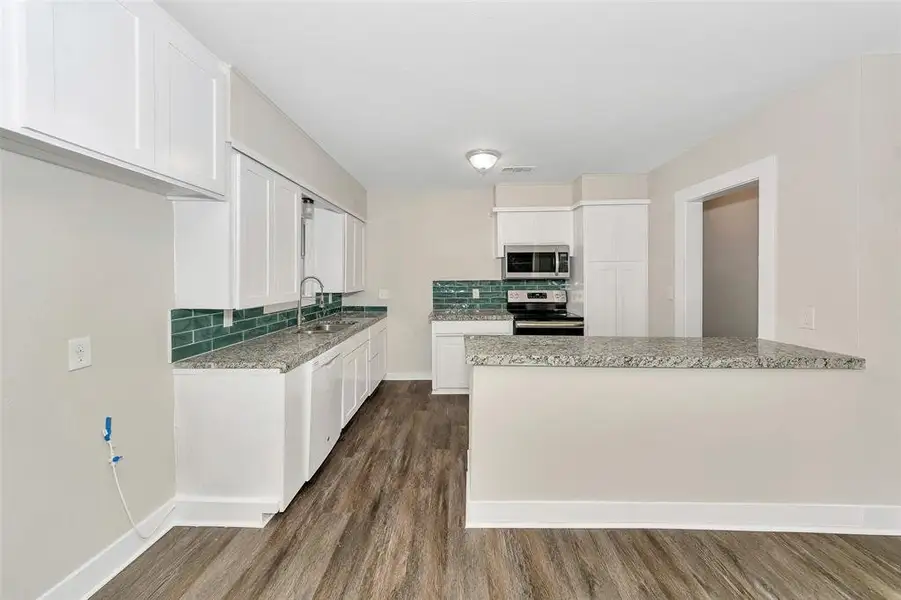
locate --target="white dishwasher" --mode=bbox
[309,347,343,477]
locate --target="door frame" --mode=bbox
[673,155,777,339]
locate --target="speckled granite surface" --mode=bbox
[429,309,513,322]
[173,312,386,373]
[464,336,865,369]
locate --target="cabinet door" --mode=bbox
[341,351,357,427]
[309,356,342,478]
[585,262,618,336]
[584,206,648,262]
[343,216,355,292]
[155,24,227,193]
[434,335,467,390]
[18,1,155,167]
[353,220,366,291]
[617,262,648,336]
[269,175,301,305]
[354,345,369,407]
[614,206,648,262]
[583,208,618,262]
[235,155,272,308]
[369,328,387,392]
[283,367,307,505]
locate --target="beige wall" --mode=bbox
[229,71,368,220]
[470,366,870,505]
[702,184,759,337]
[494,183,572,207]
[573,174,648,202]
[647,55,901,504]
[1,153,175,600]
[648,60,862,348]
[349,188,499,375]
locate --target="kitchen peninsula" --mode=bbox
[463,335,869,532]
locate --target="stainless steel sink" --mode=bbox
[296,321,357,335]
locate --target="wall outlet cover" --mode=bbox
[378,289,390,300]
[800,305,816,330]
[472,288,480,299]
[68,336,92,371]
[223,309,234,327]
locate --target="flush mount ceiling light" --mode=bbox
[466,149,501,174]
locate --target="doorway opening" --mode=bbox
[702,182,759,337]
[673,155,777,340]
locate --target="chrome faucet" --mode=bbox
[298,276,326,325]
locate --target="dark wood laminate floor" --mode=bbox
[94,381,901,600]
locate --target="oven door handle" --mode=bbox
[515,321,584,328]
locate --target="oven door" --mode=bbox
[503,245,567,280]
[514,320,584,336]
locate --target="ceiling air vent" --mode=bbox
[501,165,535,174]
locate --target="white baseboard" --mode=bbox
[431,388,468,395]
[38,499,178,600]
[465,499,901,534]
[175,496,279,528]
[385,371,430,381]
[37,495,280,600]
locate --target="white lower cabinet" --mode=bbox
[341,340,368,427]
[174,319,387,526]
[431,320,513,394]
[368,321,388,394]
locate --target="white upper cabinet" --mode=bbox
[14,1,156,168]
[583,204,648,263]
[314,208,365,294]
[154,20,227,194]
[269,174,302,305]
[494,208,573,257]
[234,154,273,308]
[174,150,307,309]
[351,216,365,292]
[1,0,227,198]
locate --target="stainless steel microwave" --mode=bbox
[502,245,570,280]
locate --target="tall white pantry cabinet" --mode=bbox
[570,201,649,336]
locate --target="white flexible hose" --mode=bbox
[107,440,175,540]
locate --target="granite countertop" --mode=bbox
[464,336,865,369]
[429,309,513,322]
[174,312,386,373]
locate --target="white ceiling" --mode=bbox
[161,1,901,189]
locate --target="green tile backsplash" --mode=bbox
[171,293,343,362]
[432,279,566,310]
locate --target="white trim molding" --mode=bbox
[492,199,651,213]
[673,155,777,339]
[38,500,179,600]
[385,371,431,381]
[466,499,901,535]
[572,198,651,208]
[175,496,278,528]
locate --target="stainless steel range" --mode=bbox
[507,290,584,336]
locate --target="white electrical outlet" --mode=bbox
[800,305,816,330]
[223,309,234,327]
[378,289,391,300]
[68,336,92,371]
[472,288,480,299]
